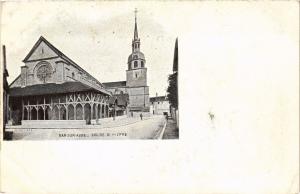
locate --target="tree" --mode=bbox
[167,72,178,109]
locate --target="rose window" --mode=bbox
[37,64,52,83]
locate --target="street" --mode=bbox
[10,115,169,140]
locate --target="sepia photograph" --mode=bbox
[2,5,179,140]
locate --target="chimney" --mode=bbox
[156,92,158,97]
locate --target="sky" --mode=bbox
[1,1,179,97]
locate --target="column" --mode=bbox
[9,107,12,122]
[106,104,109,118]
[50,97,53,120]
[58,106,61,120]
[58,98,61,120]
[29,107,31,120]
[37,107,39,120]
[104,103,106,118]
[22,99,24,120]
[82,104,85,120]
[74,104,77,120]
[37,98,39,120]
[66,105,69,120]
[91,103,94,120]
[44,96,46,120]
[95,104,98,120]
[99,104,102,119]
[28,100,30,120]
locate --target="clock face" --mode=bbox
[37,63,52,83]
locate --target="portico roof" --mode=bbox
[9,81,110,97]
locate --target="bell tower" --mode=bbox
[126,8,147,87]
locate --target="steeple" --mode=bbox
[134,8,138,40]
[127,8,146,71]
[126,8,147,89]
[132,8,140,53]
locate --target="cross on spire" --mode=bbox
[134,8,138,22]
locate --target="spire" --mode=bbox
[2,45,9,90]
[173,38,178,72]
[134,8,138,40]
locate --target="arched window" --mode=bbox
[141,61,144,68]
[134,61,138,68]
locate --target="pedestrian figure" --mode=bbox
[140,113,143,120]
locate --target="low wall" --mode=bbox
[21,120,86,128]
[127,112,150,118]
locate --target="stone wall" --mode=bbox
[126,68,147,87]
[12,57,65,87]
[127,86,150,111]
[11,56,104,92]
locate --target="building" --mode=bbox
[150,95,170,116]
[108,93,129,117]
[168,38,179,126]
[2,45,11,139]
[103,9,150,114]
[8,36,112,126]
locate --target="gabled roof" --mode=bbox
[23,36,104,88]
[150,96,168,102]
[9,75,20,87]
[103,81,127,88]
[9,81,109,97]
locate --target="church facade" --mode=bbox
[8,36,112,125]
[103,12,150,113]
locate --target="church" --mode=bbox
[8,36,112,125]
[103,10,150,113]
[6,11,149,126]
